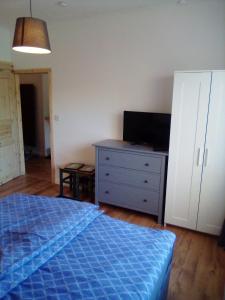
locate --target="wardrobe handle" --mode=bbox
[197,148,202,166]
[204,148,208,167]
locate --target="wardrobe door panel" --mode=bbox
[197,72,225,235]
[165,72,211,229]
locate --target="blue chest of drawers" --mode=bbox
[94,139,168,224]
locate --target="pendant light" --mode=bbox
[12,0,51,54]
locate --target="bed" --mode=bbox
[0,193,176,300]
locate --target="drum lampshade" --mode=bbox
[12,17,51,54]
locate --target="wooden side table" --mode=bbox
[74,168,95,201]
[59,164,95,201]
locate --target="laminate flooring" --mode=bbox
[0,158,224,300]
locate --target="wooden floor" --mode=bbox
[0,158,224,300]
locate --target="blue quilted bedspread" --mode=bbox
[0,193,176,300]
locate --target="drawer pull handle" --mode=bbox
[105,190,109,194]
[145,163,149,167]
[105,157,110,160]
[144,180,148,183]
[105,173,110,176]
[143,199,148,203]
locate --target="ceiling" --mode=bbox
[0,0,159,24]
[0,0,220,26]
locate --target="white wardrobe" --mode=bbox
[165,71,225,235]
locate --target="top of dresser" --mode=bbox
[93,139,168,156]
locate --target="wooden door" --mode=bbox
[165,72,211,229]
[0,63,24,185]
[197,71,225,235]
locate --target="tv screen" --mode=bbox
[123,111,171,150]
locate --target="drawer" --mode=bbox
[99,165,161,191]
[98,181,159,215]
[98,149,162,173]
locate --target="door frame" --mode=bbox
[14,68,55,183]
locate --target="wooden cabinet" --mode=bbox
[165,71,225,235]
[94,139,168,224]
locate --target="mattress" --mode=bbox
[0,193,176,299]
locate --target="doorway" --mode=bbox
[15,69,55,182]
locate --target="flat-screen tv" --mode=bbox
[123,111,171,151]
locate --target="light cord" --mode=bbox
[30,0,33,18]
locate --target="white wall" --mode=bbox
[12,0,225,181]
[0,26,11,62]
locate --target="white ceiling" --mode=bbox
[0,0,221,26]
[0,0,158,24]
